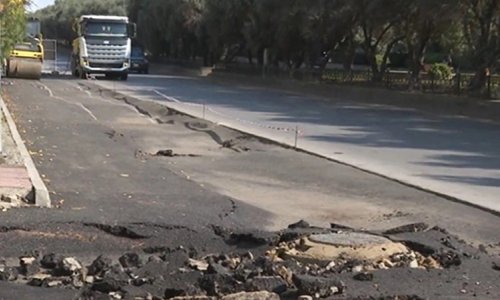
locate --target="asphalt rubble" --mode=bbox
[0,220,499,300]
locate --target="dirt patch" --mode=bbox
[0,112,24,166]
[0,103,32,209]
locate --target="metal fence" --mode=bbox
[323,69,500,98]
[42,39,58,74]
[219,63,500,99]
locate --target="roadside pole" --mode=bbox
[294,125,299,149]
[262,48,268,79]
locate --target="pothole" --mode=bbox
[272,230,443,274]
[154,149,201,158]
[134,149,201,160]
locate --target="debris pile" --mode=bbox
[0,221,494,299]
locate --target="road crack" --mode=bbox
[82,223,150,239]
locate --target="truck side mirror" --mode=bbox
[128,23,137,39]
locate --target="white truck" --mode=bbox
[71,15,136,80]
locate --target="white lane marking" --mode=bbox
[38,83,54,97]
[37,82,99,121]
[62,81,93,97]
[78,103,98,121]
[77,85,92,97]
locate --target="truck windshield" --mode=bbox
[85,22,127,36]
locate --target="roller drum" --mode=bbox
[7,58,42,80]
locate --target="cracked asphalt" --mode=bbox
[1,76,500,299]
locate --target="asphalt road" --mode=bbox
[1,77,268,254]
[2,76,499,246]
[92,73,500,213]
[2,76,500,299]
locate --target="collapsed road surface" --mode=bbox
[93,73,500,213]
[0,76,499,299]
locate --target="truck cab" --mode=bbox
[71,15,136,80]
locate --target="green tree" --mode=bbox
[402,0,458,89]
[462,0,500,92]
[357,0,406,81]
[0,0,28,59]
[33,0,127,42]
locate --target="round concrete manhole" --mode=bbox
[309,232,392,247]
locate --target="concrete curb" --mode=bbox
[0,94,51,207]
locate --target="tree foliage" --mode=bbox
[0,0,28,58]
[461,0,500,90]
[32,0,127,42]
[32,0,500,91]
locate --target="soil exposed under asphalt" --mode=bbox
[0,77,498,299]
[0,103,31,208]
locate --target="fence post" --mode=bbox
[262,48,268,79]
[294,125,299,149]
[385,70,390,88]
[487,74,492,99]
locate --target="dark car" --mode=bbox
[130,46,149,74]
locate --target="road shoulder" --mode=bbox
[1,90,51,207]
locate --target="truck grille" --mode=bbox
[87,43,127,63]
[89,62,123,69]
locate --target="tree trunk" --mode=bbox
[408,47,426,91]
[343,34,356,82]
[366,48,382,82]
[469,67,489,93]
[247,50,253,65]
[409,61,422,91]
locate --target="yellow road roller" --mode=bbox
[6,18,43,80]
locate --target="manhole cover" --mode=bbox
[309,232,391,247]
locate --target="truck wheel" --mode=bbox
[120,73,128,81]
[79,69,87,79]
[71,57,80,78]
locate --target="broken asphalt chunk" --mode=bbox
[187,258,209,271]
[0,266,18,281]
[433,251,461,268]
[88,255,113,276]
[92,268,129,293]
[19,256,40,276]
[353,272,374,281]
[55,257,83,276]
[245,276,287,294]
[384,223,429,235]
[119,252,143,269]
[288,220,310,229]
[292,274,344,298]
[41,253,64,269]
[155,149,174,157]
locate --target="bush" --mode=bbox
[428,63,453,80]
